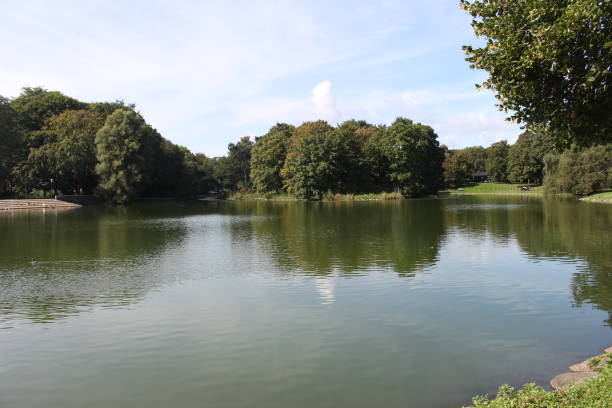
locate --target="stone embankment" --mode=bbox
[549,346,611,390]
[0,198,81,211]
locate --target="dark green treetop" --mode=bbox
[461,0,612,146]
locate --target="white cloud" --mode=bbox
[436,112,520,148]
[311,81,341,123]
[0,1,518,155]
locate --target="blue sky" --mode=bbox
[1,0,521,156]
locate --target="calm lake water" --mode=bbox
[1,196,610,408]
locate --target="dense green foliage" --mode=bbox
[384,118,445,196]
[486,141,509,182]
[281,120,339,199]
[10,87,87,132]
[26,110,102,195]
[1,87,216,202]
[250,123,294,193]
[443,146,487,188]
[507,131,556,184]
[95,110,152,204]
[276,118,444,199]
[467,357,612,408]
[461,0,612,147]
[0,96,23,193]
[2,83,607,202]
[544,144,612,195]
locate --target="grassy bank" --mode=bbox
[581,191,612,202]
[464,354,611,408]
[227,191,404,201]
[445,183,544,195]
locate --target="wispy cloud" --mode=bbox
[0,0,520,155]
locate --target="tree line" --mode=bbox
[1,87,608,203]
[0,87,219,203]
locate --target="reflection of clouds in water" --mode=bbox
[315,275,336,305]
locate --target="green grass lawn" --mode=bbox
[465,355,611,408]
[445,183,543,195]
[582,191,612,202]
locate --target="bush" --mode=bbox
[468,357,612,408]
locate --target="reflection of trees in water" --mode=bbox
[2,198,609,326]
[228,200,446,278]
[444,196,612,326]
[0,203,205,325]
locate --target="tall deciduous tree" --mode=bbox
[332,120,374,193]
[0,96,24,194]
[443,150,472,188]
[486,140,510,182]
[227,137,254,191]
[384,118,444,196]
[26,110,104,194]
[250,123,294,193]
[95,109,152,204]
[461,0,612,146]
[10,87,86,132]
[281,121,338,199]
[507,131,555,184]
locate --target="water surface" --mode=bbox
[1,196,610,408]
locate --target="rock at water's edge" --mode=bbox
[604,346,612,354]
[550,372,597,390]
[569,359,593,372]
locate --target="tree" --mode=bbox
[461,0,612,147]
[331,120,375,192]
[360,125,391,191]
[0,96,24,194]
[507,130,555,184]
[194,153,220,193]
[25,110,104,194]
[89,100,136,120]
[10,87,86,132]
[462,146,487,175]
[486,140,510,182]
[281,121,338,199]
[544,144,611,195]
[384,118,444,196]
[250,123,294,193]
[226,137,254,191]
[95,109,152,204]
[443,150,472,188]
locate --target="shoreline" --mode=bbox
[462,346,612,407]
[0,198,81,211]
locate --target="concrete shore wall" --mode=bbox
[0,198,81,211]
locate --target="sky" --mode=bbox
[0,0,522,156]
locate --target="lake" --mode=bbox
[1,196,610,408]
